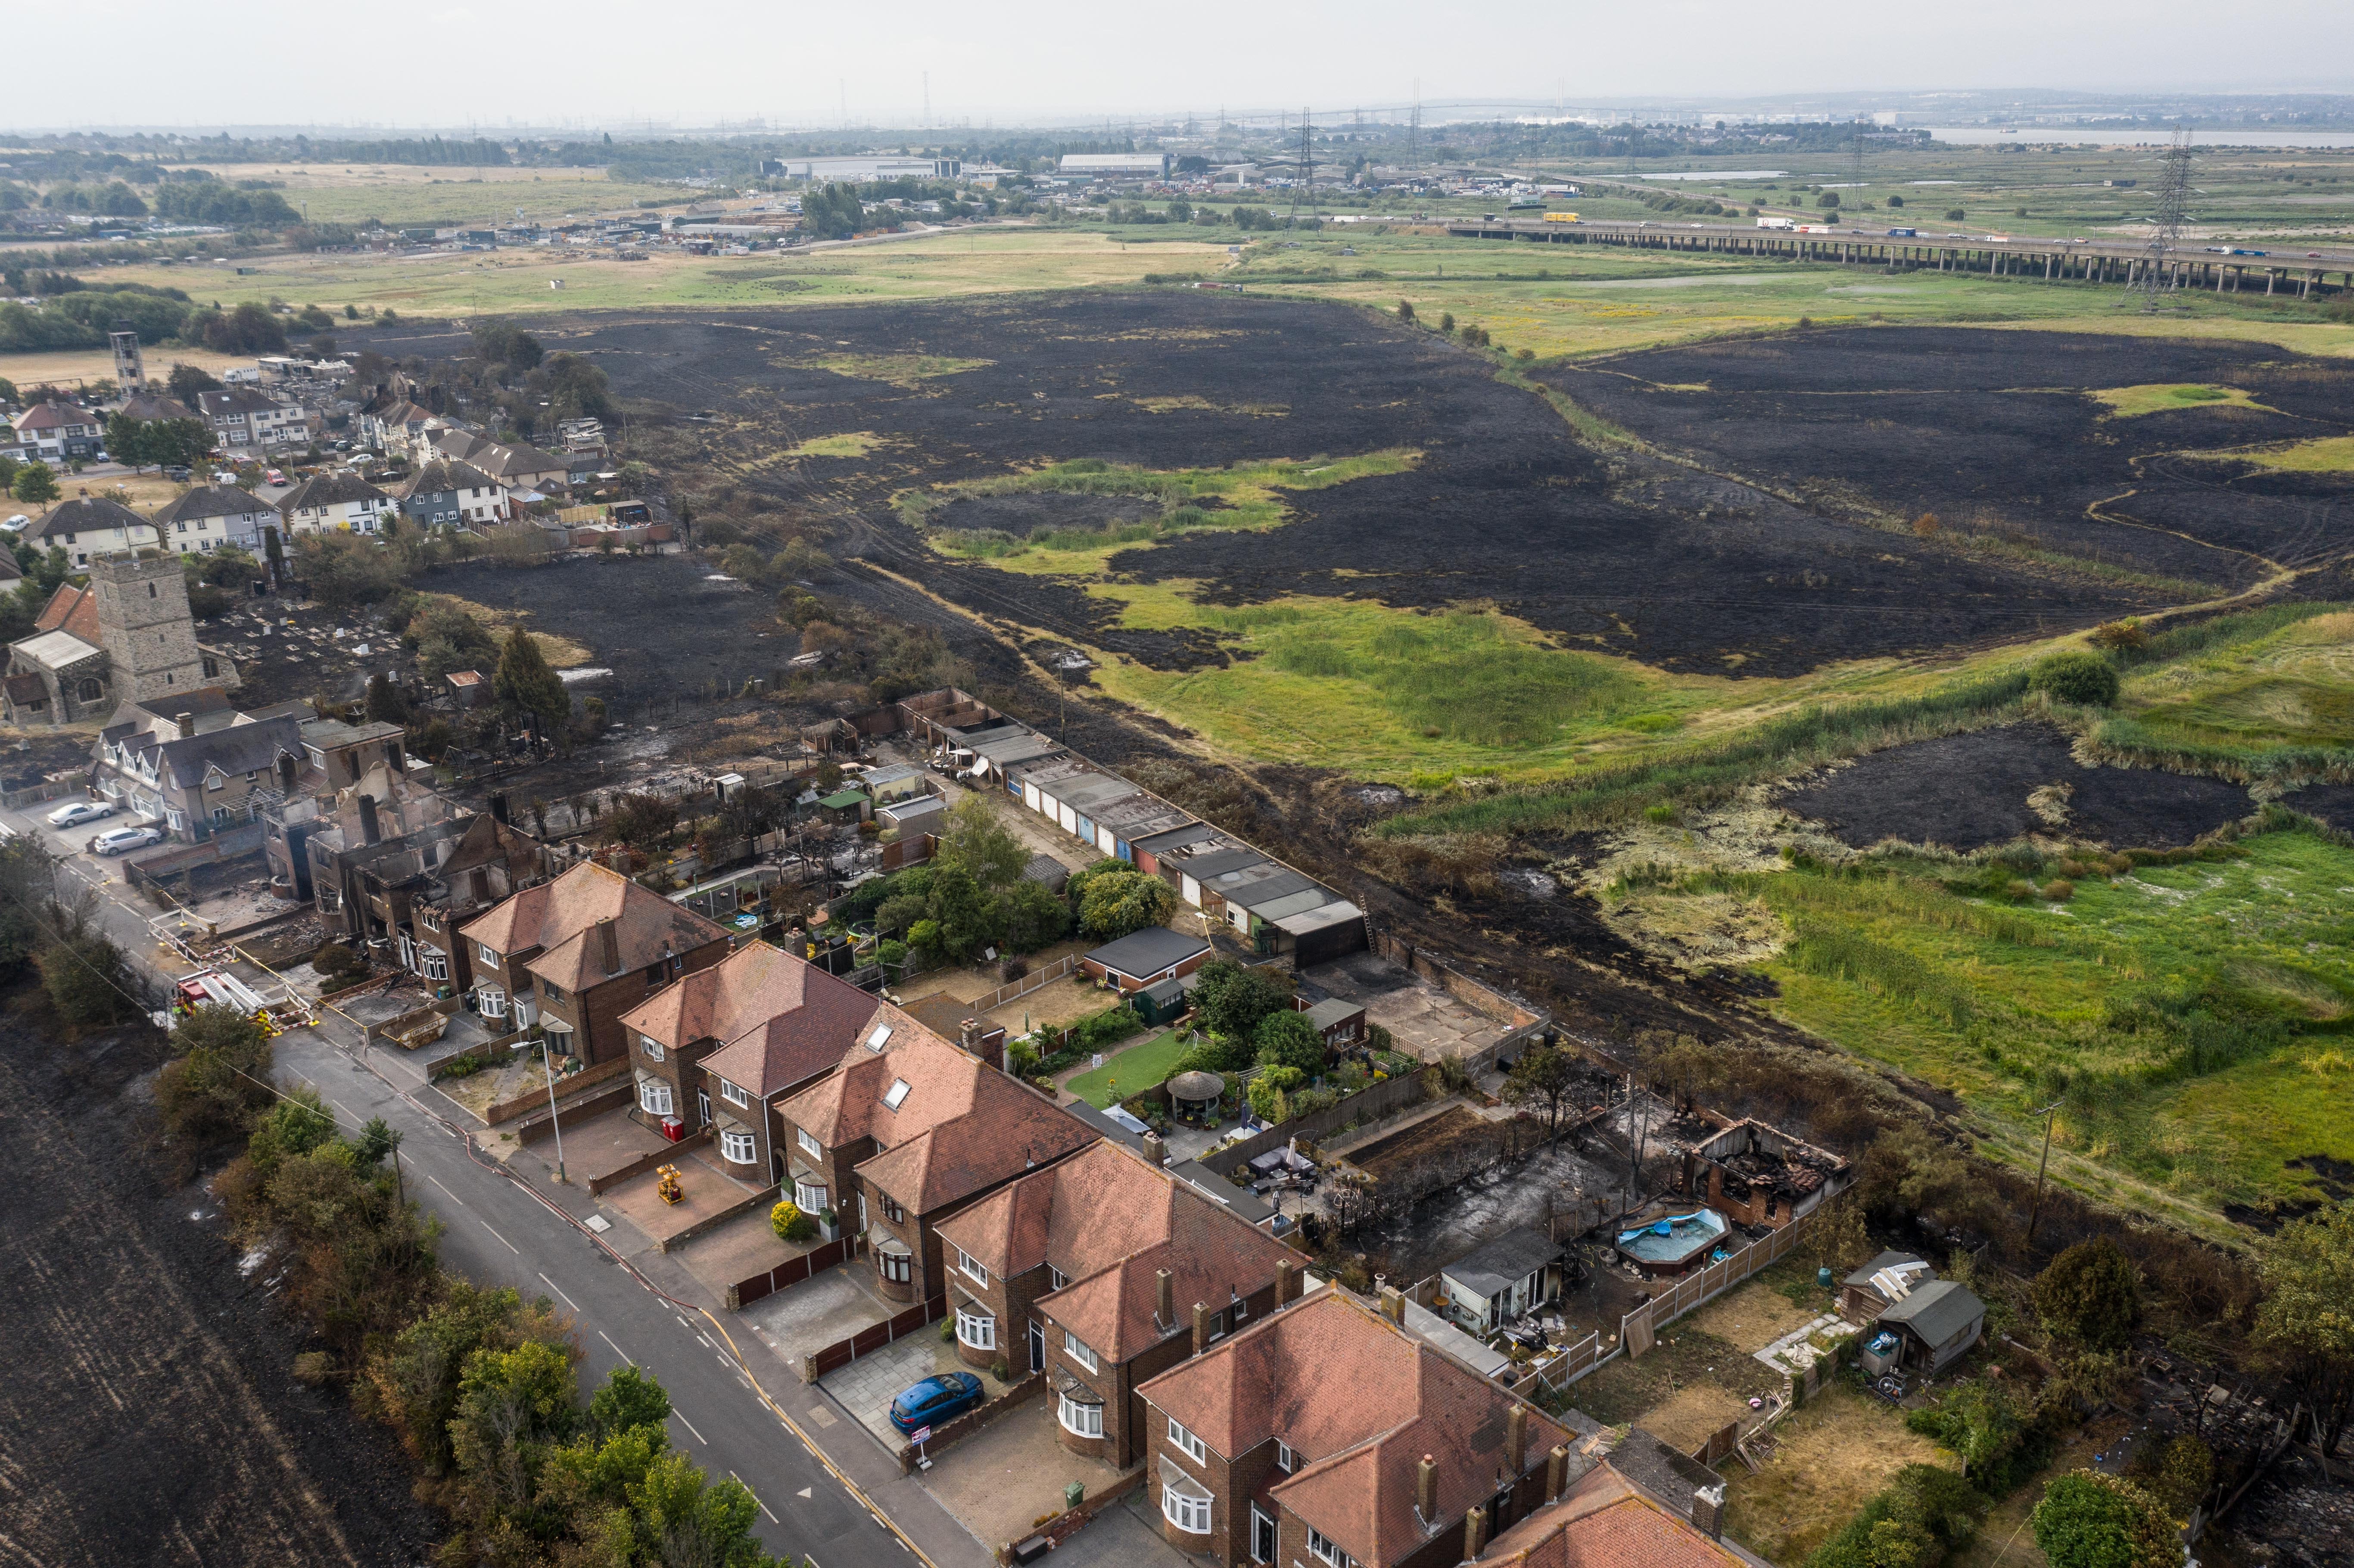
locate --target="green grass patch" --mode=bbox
[1673,827,2354,1213]
[2192,434,2354,473]
[793,353,993,387]
[2096,603,2354,776]
[1065,1029,1189,1107]
[778,432,884,459]
[2088,383,2261,417]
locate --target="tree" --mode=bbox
[925,864,1003,963]
[542,353,614,423]
[0,835,54,983]
[2030,1471,2176,1568]
[493,625,570,734]
[364,671,410,724]
[106,411,154,471]
[1254,1010,1326,1074]
[2035,1237,2141,1351]
[166,362,221,401]
[156,1003,278,1145]
[2254,1200,2354,1451]
[1000,878,1070,954]
[14,462,60,505]
[1887,194,1906,209]
[1192,958,1289,1048]
[1077,866,1177,942]
[627,1450,790,1568]
[293,532,402,609]
[36,905,135,1030]
[1816,192,1842,209]
[1501,1042,1581,1141]
[604,792,679,849]
[2031,650,2121,707]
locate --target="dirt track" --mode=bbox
[0,1016,441,1567]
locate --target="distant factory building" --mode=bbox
[1057,153,1170,180]
[772,156,961,181]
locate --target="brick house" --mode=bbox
[458,861,731,1062]
[776,1025,1096,1304]
[1674,1116,1852,1232]
[1476,1459,1751,1568]
[90,691,303,841]
[618,941,880,1185]
[1135,1290,1574,1568]
[1079,926,1212,995]
[934,1139,1304,1468]
[406,812,547,994]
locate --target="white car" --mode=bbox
[2,514,27,532]
[90,825,162,856]
[47,799,114,828]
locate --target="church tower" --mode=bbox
[91,554,206,702]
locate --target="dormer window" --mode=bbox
[882,1078,911,1111]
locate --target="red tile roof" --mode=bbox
[34,583,100,644]
[458,861,729,990]
[628,941,880,1100]
[1480,1463,1744,1568]
[1139,1291,1572,1568]
[780,1022,1096,1214]
[940,1141,1299,1362]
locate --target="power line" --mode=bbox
[2129,126,2195,315]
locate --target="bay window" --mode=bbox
[1161,1472,1211,1535]
[637,1076,674,1117]
[719,1129,756,1164]
[956,1307,996,1350]
[1058,1391,1103,1438]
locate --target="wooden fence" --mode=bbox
[804,1293,949,1383]
[1518,1330,1613,1394]
[1621,1208,1819,1358]
[729,1235,854,1310]
[978,952,1078,1012]
[1196,1068,1435,1178]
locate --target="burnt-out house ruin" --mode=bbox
[1674,1115,1851,1231]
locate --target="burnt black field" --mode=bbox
[361,301,2354,679]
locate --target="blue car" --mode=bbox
[889,1372,983,1436]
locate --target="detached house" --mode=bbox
[935,1139,1303,1466]
[459,861,731,1060]
[277,471,392,536]
[619,941,880,1182]
[30,493,160,567]
[777,1026,1096,1304]
[1135,1291,1575,1568]
[198,385,309,450]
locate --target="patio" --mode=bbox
[918,1392,1132,1555]
[534,1104,673,1189]
[740,1259,898,1367]
[669,1206,806,1302]
[1302,951,1513,1066]
[820,1322,1024,1455]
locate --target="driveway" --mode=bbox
[821,1325,1023,1456]
[917,1391,1130,1556]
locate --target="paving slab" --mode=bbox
[741,1260,899,1370]
[671,1206,801,1301]
[918,1394,1132,1556]
[822,1325,1023,1456]
[598,1145,766,1251]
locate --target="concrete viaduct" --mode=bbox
[1445,218,2354,299]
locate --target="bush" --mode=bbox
[1075,866,1177,941]
[2086,618,2147,652]
[1945,208,1967,221]
[2030,650,2120,707]
[2030,1471,2176,1568]
[156,1003,275,1145]
[770,1200,817,1243]
[1255,1010,1327,1074]
[2035,1237,2141,1351]
[2040,879,2075,902]
[312,941,367,980]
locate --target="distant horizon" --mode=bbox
[13,0,2354,132]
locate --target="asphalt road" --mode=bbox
[5,791,990,1568]
[1458,215,2354,268]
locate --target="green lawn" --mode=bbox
[1065,1029,1189,1108]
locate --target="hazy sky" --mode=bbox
[16,0,2354,132]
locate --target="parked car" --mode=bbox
[47,799,114,828]
[887,1372,983,1437]
[162,466,193,482]
[3,514,28,533]
[90,825,162,856]
[264,468,286,485]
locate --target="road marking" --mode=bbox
[797,1487,814,1499]
[676,1410,708,1446]
[481,1220,518,1254]
[539,1272,580,1313]
[424,1172,464,1206]
[599,1330,632,1364]
[677,1315,693,1331]
[732,1472,779,1524]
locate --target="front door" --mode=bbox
[1028,1321,1045,1374]
[1252,1506,1276,1563]
[696,1088,711,1127]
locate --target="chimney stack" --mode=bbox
[598,917,621,977]
[1507,1405,1528,1475]
[358,793,381,845]
[1691,1484,1725,1540]
[489,791,509,825]
[1464,1506,1487,1561]
[1378,1285,1405,1324]
[1545,1445,1569,1504]
[1143,1131,1168,1167]
[1192,1301,1209,1355]
[960,1017,981,1052]
[1157,1268,1174,1329]
[1275,1258,1297,1306]
[1417,1456,1437,1522]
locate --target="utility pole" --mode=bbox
[542,1040,569,1184]
[2130,125,2195,314]
[2024,1100,2063,1246]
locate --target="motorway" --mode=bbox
[4,796,992,1568]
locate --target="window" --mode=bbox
[956,1307,996,1350]
[478,987,506,1019]
[1168,1418,1207,1464]
[883,1078,912,1111]
[878,1249,911,1285]
[1048,1266,1068,1291]
[718,1077,749,1109]
[719,1129,756,1164]
[1308,1529,1351,1568]
[1058,1392,1103,1439]
[423,952,448,981]
[638,1078,674,1117]
[1277,1440,1295,1474]
[540,981,565,1005]
[641,1034,665,1062]
[865,1022,894,1052]
[956,1248,988,1287]
[478,942,498,967]
[1062,1331,1097,1373]
[794,1179,827,1212]
[798,1127,821,1158]
[1161,1477,1211,1535]
[880,1194,906,1223]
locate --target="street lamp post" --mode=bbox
[542,1040,568,1185]
[2024,1101,2063,1248]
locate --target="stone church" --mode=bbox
[2,554,241,726]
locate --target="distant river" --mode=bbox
[1928,127,2354,149]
